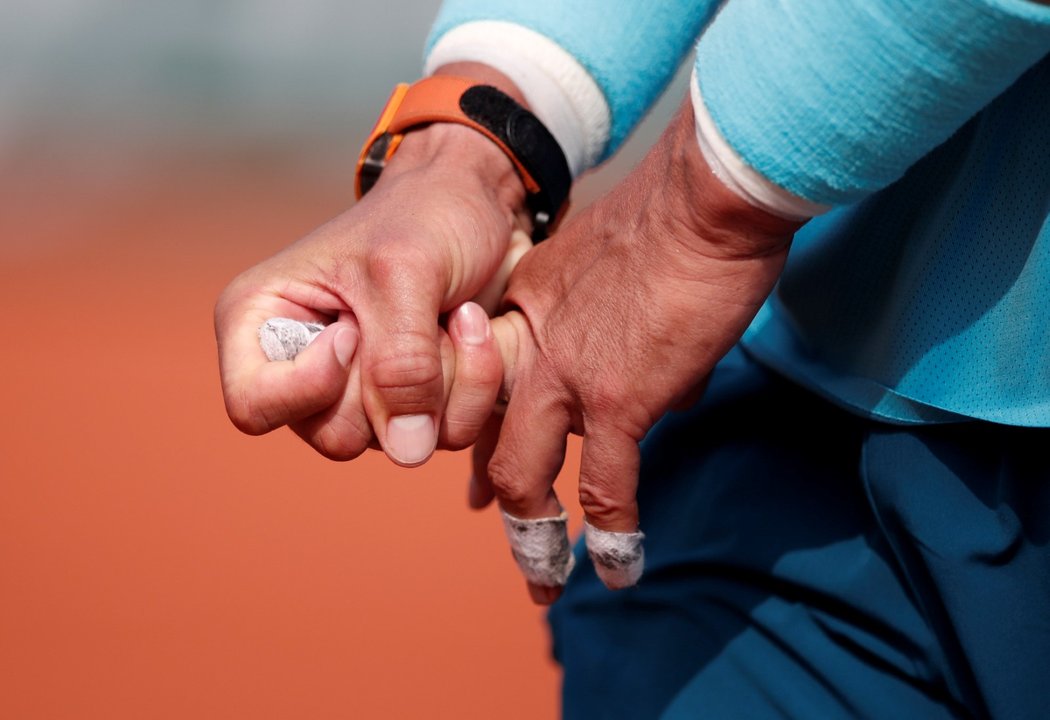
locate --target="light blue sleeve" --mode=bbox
[696,0,1050,206]
[427,1,719,160]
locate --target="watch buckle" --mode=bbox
[358,133,392,196]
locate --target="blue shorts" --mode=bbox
[550,346,1050,719]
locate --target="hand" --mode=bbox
[215,65,533,466]
[476,98,805,603]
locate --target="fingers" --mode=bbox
[247,314,371,459]
[501,509,575,605]
[463,311,523,506]
[258,303,502,461]
[487,389,573,604]
[288,325,373,461]
[468,415,502,509]
[489,312,523,401]
[485,366,567,521]
[219,317,358,436]
[303,318,452,461]
[578,428,644,589]
[441,303,502,450]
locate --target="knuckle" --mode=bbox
[311,419,370,462]
[441,417,482,451]
[583,387,652,440]
[582,378,629,417]
[441,435,472,452]
[449,383,496,412]
[368,345,443,409]
[486,462,536,510]
[578,478,626,526]
[364,243,435,291]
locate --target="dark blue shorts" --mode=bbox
[550,347,1049,720]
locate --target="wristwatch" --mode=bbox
[355,75,572,241]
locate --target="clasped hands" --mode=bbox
[215,97,800,605]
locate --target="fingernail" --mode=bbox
[455,302,489,346]
[385,414,436,466]
[333,327,356,368]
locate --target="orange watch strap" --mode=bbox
[355,76,542,199]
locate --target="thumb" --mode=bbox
[358,260,447,468]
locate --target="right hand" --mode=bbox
[475,97,804,603]
[215,115,529,467]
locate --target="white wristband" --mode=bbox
[426,20,611,177]
[690,68,829,221]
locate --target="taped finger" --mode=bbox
[578,427,645,590]
[486,386,573,602]
[584,522,644,590]
[501,509,576,588]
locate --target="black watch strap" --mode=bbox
[458,85,571,240]
[355,76,572,241]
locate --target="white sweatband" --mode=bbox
[425,20,610,177]
[690,68,829,221]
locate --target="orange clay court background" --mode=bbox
[0,4,686,718]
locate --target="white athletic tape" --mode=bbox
[259,317,325,361]
[584,521,644,589]
[501,510,576,587]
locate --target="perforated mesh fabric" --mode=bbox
[743,57,1050,426]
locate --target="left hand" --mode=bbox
[476,97,806,604]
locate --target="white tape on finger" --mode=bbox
[584,521,644,589]
[501,510,576,587]
[259,318,325,361]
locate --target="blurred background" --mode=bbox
[0,2,689,717]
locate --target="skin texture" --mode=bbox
[215,65,526,467]
[216,68,803,606]
[479,97,803,603]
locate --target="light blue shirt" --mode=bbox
[744,56,1050,426]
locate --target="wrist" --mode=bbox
[373,63,533,225]
[383,122,526,220]
[655,97,805,259]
